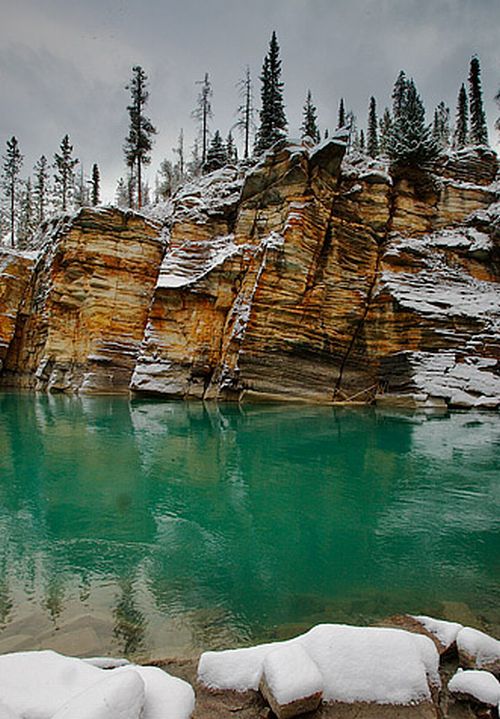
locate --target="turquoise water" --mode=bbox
[0,393,499,659]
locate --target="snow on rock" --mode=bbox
[51,670,145,719]
[157,234,242,290]
[260,643,323,716]
[198,624,440,706]
[457,627,500,675]
[0,650,104,718]
[410,616,463,653]
[82,657,131,669]
[114,666,195,719]
[448,669,500,706]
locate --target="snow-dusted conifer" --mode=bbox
[173,129,185,182]
[205,130,227,173]
[379,107,392,155]
[18,178,36,247]
[226,131,237,163]
[124,66,156,209]
[432,102,451,149]
[53,134,78,212]
[367,96,379,158]
[2,136,24,246]
[453,84,468,149]
[255,31,287,154]
[387,78,440,169]
[301,90,320,143]
[337,98,346,129]
[468,56,488,146]
[115,178,128,208]
[495,88,500,133]
[392,71,407,120]
[91,164,100,206]
[192,73,213,166]
[33,155,50,224]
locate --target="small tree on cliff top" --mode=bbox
[124,65,156,209]
[53,134,78,212]
[301,90,320,143]
[255,31,287,154]
[468,56,488,146]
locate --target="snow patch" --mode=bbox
[262,644,322,705]
[51,670,145,719]
[411,615,463,650]
[448,669,500,706]
[457,627,500,669]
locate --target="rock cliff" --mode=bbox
[1,140,499,408]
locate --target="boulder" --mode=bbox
[51,670,145,719]
[457,628,500,676]
[448,669,500,707]
[259,644,323,718]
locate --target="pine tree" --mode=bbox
[173,129,185,182]
[192,73,213,166]
[53,135,78,212]
[432,102,451,149]
[236,66,256,159]
[301,90,320,143]
[91,164,100,206]
[1,137,24,246]
[115,178,128,208]
[33,155,50,224]
[468,56,488,146]
[387,78,440,169]
[392,71,407,120]
[345,110,356,153]
[255,31,287,154]
[123,66,157,209]
[18,178,36,247]
[367,96,379,158]
[204,130,227,173]
[337,98,346,129]
[74,165,90,208]
[226,131,237,163]
[379,107,392,155]
[453,84,468,149]
[495,88,500,133]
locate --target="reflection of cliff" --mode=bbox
[0,396,499,651]
[1,143,499,407]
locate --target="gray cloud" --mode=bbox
[1,0,499,201]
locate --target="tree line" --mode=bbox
[1,31,499,247]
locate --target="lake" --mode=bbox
[0,393,498,660]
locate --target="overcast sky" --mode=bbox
[1,0,499,202]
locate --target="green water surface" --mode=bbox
[0,393,499,659]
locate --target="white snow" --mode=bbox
[261,644,323,705]
[411,615,463,650]
[82,657,131,669]
[0,650,195,719]
[448,669,500,706]
[198,623,439,705]
[51,670,145,719]
[157,234,242,289]
[457,627,500,669]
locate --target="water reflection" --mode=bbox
[0,393,499,658]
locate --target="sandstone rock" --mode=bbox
[0,248,34,370]
[457,628,500,677]
[259,644,323,718]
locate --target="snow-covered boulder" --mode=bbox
[114,665,195,719]
[448,669,500,707]
[457,627,500,676]
[410,615,463,655]
[259,644,323,718]
[198,623,440,711]
[51,670,145,719]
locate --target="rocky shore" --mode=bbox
[1,614,499,718]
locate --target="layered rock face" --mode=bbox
[0,143,498,407]
[1,208,164,393]
[0,248,35,371]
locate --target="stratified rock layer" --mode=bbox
[0,248,35,371]
[0,143,499,407]
[1,208,164,393]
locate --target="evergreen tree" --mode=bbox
[192,73,213,166]
[236,66,256,159]
[115,177,128,208]
[255,31,287,154]
[91,164,100,206]
[74,165,90,208]
[337,97,346,129]
[18,178,35,247]
[495,88,500,133]
[392,70,407,119]
[53,135,78,212]
[1,136,24,246]
[157,158,182,198]
[301,90,320,143]
[367,96,379,158]
[173,129,185,182]
[432,101,451,149]
[123,65,157,209]
[226,131,237,163]
[453,84,468,149]
[204,130,227,173]
[345,110,356,153]
[387,78,440,169]
[33,155,50,224]
[468,56,488,145]
[379,107,392,155]
[188,138,202,178]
